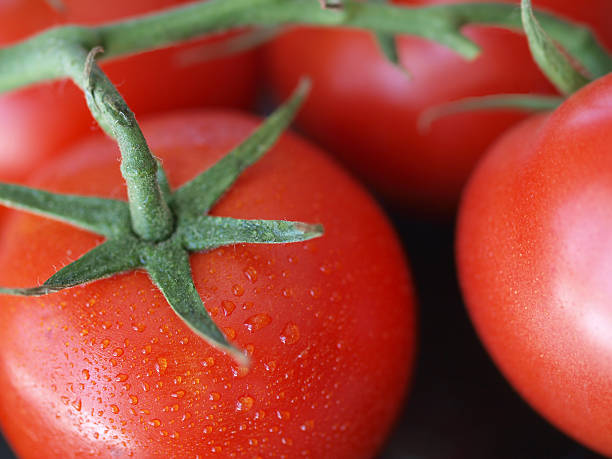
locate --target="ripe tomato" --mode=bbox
[264,0,612,213]
[0,0,257,183]
[0,110,416,458]
[457,74,612,456]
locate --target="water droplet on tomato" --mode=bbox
[243,266,258,283]
[113,348,124,357]
[244,313,272,332]
[232,284,245,296]
[236,396,254,412]
[149,419,161,427]
[132,323,146,332]
[221,300,236,316]
[280,322,300,345]
[115,374,128,382]
[101,339,110,349]
[110,404,119,414]
[156,357,168,374]
[171,390,186,399]
[300,419,315,431]
[209,392,220,401]
[82,369,90,380]
[224,327,236,340]
[71,399,82,411]
[129,395,138,405]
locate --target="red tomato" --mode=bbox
[0,110,416,457]
[457,73,612,456]
[0,0,257,183]
[264,0,612,213]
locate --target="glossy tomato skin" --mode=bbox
[457,74,612,456]
[0,110,416,458]
[264,0,612,213]
[0,0,257,183]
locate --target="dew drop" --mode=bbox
[110,404,119,414]
[201,357,215,368]
[82,369,90,380]
[129,395,138,405]
[236,396,254,412]
[282,288,293,298]
[243,266,258,283]
[232,284,245,297]
[115,374,128,382]
[224,327,236,340]
[300,419,315,431]
[156,357,168,375]
[113,348,124,357]
[244,313,272,332]
[149,419,161,427]
[280,322,300,345]
[101,339,110,349]
[264,361,276,372]
[221,300,236,316]
[71,399,82,411]
[132,323,146,332]
[142,345,152,355]
[171,390,186,399]
[209,392,220,401]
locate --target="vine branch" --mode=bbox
[0,0,609,94]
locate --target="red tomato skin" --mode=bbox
[263,0,612,213]
[0,110,416,458]
[457,74,612,456]
[0,0,257,183]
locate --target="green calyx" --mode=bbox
[0,79,321,364]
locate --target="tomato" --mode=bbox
[456,73,612,456]
[0,110,416,457]
[0,0,257,183]
[264,0,612,213]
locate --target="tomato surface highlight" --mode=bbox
[457,74,612,456]
[0,110,416,458]
[264,0,612,213]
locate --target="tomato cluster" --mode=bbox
[0,0,611,458]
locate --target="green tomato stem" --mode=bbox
[60,45,175,241]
